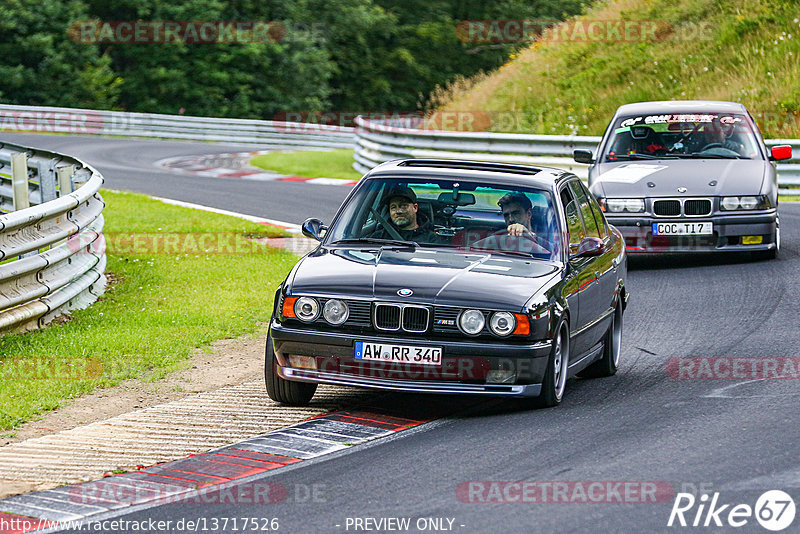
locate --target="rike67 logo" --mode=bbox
[668,490,796,531]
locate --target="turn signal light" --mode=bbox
[282,296,298,318]
[512,314,530,335]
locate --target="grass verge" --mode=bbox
[434,0,800,138]
[0,189,298,432]
[251,149,362,180]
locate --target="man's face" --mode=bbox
[502,202,532,230]
[389,197,418,229]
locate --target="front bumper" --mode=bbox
[607,211,777,253]
[270,321,553,397]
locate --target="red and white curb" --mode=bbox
[0,410,431,533]
[156,151,358,186]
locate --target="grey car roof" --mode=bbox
[365,159,571,190]
[614,100,749,116]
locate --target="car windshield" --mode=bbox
[602,113,763,161]
[325,176,561,261]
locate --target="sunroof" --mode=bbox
[398,159,542,175]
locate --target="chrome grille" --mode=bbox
[653,200,681,216]
[402,306,429,333]
[374,304,402,330]
[684,199,712,216]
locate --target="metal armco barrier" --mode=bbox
[0,103,355,149]
[0,142,106,333]
[353,117,800,195]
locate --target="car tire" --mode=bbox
[265,330,317,406]
[533,320,570,408]
[578,300,622,378]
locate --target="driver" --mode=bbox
[704,117,743,154]
[368,186,436,241]
[498,192,537,238]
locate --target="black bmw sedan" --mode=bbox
[574,101,792,258]
[266,159,628,408]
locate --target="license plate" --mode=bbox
[354,341,442,367]
[652,222,713,235]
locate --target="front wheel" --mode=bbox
[534,321,570,408]
[579,300,622,378]
[265,330,317,406]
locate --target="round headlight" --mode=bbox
[459,309,485,335]
[490,312,516,336]
[294,297,319,322]
[721,197,740,210]
[323,299,349,325]
[739,196,759,210]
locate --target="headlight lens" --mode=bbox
[605,198,645,213]
[322,299,349,325]
[459,309,485,335]
[489,312,516,336]
[721,196,740,210]
[720,195,769,210]
[294,297,319,322]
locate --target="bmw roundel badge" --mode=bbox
[397,288,413,297]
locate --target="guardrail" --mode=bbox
[353,117,800,195]
[0,104,355,149]
[0,142,106,333]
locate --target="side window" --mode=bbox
[560,185,584,248]
[569,181,601,239]
[579,182,608,238]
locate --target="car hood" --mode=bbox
[287,247,560,310]
[591,159,768,197]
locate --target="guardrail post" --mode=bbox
[57,165,75,196]
[11,152,30,211]
[37,159,58,203]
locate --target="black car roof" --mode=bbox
[364,159,572,189]
[614,100,749,116]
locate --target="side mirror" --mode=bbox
[770,145,792,161]
[301,218,327,241]
[570,237,604,259]
[573,149,595,164]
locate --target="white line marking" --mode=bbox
[150,196,301,233]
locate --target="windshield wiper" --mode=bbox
[674,153,744,159]
[330,237,418,249]
[466,245,536,258]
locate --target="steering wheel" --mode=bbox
[369,207,405,241]
[700,142,724,151]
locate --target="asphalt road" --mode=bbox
[0,133,351,224]
[7,134,799,533]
